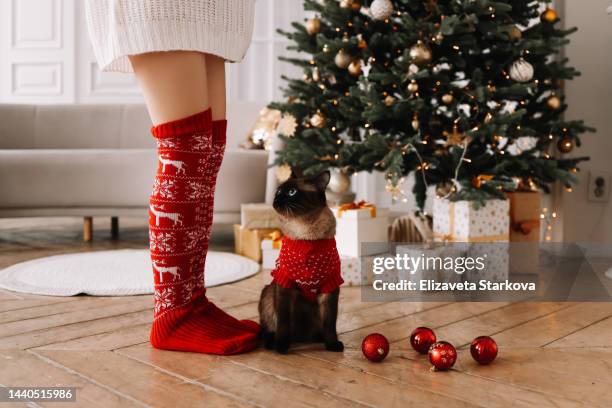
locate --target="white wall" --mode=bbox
[0,0,303,104]
[561,0,612,243]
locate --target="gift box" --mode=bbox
[340,256,361,286]
[261,231,283,270]
[507,191,540,273]
[507,192,541,243]
[240,203,281,230]
[332,201,389,257]
[433,197,509,243]
[233,224,280,263]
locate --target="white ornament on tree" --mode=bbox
[507,136,538,156]
[509,58,534,82]
[369,0,394,20]
[328,170,351,193]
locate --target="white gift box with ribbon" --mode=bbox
[433,197,509,243]
[332,203,389,257]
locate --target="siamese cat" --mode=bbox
[258,170,344,354]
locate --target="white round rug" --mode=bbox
[0,249,260,297]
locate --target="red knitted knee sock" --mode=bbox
[149,109,258,354]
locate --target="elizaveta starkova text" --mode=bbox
[372,280,536,292]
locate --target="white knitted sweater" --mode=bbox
[85,0,256,72]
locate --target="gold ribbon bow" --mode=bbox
[337,200,377,218]
[512,219,540,235]
[264,230,283,249]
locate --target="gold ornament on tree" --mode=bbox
[310,111,326,128]
[508,26,522,40]
[557,136,573,153]
[278,114,298,137]
[441,93,454,104]
[541,8,558,23]
[348,60,362,76]
[384,95,395,106]
[276,164,292,183]
[369,0,394,20]
[547,94,562,110]
[411,114,420,131]
[334,49,352,69]
[509,58,534,83]
[306,17,321,35]
[443,123,470,146]
[409,40,432,66]
[407,80,419,93]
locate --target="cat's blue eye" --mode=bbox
[288,188,297,196]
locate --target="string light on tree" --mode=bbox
[540,207,557,241]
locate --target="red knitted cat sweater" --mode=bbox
[271,236,343,302]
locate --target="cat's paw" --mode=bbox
[325,340,344,352]
[275,337,291,354]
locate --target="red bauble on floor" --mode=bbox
[428,341,457,370]
[470,336,498,365]
[410,327,437,354]
[362,333,389,362]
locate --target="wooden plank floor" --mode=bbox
[1,218,611,407]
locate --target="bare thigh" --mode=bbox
[129,51,209,125]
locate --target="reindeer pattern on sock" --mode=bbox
[159,154,186,175]
[150,204,184,227]
[152,261,180,283]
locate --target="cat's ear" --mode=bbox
[312,171,331,191]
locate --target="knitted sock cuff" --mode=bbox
[151,108,212,139]
[212,119,227,144]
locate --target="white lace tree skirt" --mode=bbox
[0,249,260,296]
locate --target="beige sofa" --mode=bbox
[0,103,268,240]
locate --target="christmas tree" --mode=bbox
[270,0,593,210]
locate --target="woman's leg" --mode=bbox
[204,56,259,333]
[130,51,258,355]
[206,54,226,121]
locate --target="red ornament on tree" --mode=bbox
[428,341,457,371]
[470,336,498,365]
[410,327,437,354]
[362,333,389,362]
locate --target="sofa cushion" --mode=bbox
[0,148,268,210]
